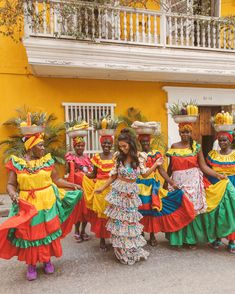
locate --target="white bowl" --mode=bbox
[98,129,115,136]
[173,115,199,123]
[135,127,159,135]
[67,129,88,138]
[20,126,45,135]
[214,124,235,132]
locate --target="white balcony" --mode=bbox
[23,1,235,84]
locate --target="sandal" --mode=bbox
[81,233,90,241]
[209,240,224,250]
[148,238,158,247]
[74,233,83,243]
[227,243,235,254]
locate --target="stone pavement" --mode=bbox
[0,220,235,294]
[0,194,11,217]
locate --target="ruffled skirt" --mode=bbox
[105,179,149,265]
[166,180,235,245]
[0,187,82,265]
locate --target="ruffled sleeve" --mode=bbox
[109,151,119,176]
[138,152,149,175]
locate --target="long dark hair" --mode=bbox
[189,136,194,152]
[116,128,139,169]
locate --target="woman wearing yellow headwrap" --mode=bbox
[0,132,83,281]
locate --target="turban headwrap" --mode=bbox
[99,135,114,144]
[24,133,44,151]
[217,131,233,143]
[73,136,85,147]
[138,134,151,142]
[178,123,193,132]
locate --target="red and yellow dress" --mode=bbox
[0,154,82,265]
[166,142,235,245]
[65,152,93,222]
[207,149,235,240]
[82,153,114,238]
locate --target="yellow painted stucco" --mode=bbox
[0,1,235,193]
[221,0,235,16]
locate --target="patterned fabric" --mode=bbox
[166,142,207,214]
[105,154,149,265]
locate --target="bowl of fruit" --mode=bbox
[65,120,89,138]
[212,111,235,132]
[169,101,199,124]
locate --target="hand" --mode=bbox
[94,187,104,194]
[169,181,179,190]
[155,157,164,166]
[217,174,227,180]
[72,184,83,190]
[9,192,19,203]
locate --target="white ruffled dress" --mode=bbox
[105,153,149,265]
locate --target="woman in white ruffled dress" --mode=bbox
[94,129,163,265]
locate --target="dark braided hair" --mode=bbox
[189,136,194,152]
[116,128,139,169]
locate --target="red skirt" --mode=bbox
[88,210,110,239]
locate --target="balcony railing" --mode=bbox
[24,1,235,52]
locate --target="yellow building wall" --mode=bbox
[221,0,235,16]
[1,0,235,193]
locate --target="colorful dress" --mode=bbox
[82,153,114,238]
[166,142,235,245]
[137,150,195,233]
[207,150,235,240]
[0,154,82,265]
[65,152,93,222]
[105,153,149,265]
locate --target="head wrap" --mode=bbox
[99,135,114,144]
[138,134,151,142]
[178,123,193,132]
[24,133,44,151]
[217,131,233,143]
[73,136,85,147]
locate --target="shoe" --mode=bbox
[81,233,90,241]
[227,243,235,254]
[74,233,83,243]
[209,240,224,250]
[43,261,55,274]
[26,265,37,281]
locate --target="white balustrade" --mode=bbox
[23,0,235,52]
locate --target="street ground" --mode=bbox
[0,220,234,294]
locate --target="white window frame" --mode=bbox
[63,102,116,157]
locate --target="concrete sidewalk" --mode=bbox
[0,194,11,217]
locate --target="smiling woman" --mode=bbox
[0,131,83,281]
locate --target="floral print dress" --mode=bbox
[105,153,149,265]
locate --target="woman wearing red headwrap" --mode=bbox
[165,124,235,249]
[65,136,93,242]
[0,133,82,281]
[82,135,114,251]
[207,131,235,253]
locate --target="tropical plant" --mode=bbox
[118,107,167,152]
[0,106,66,164]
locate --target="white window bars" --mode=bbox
[63,102,116,156]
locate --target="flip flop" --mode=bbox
[81,233,90,241]
[74,233,83,243]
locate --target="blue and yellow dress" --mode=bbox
[0,154,82,265]
[137,150,195,233]
[207,149,235,240]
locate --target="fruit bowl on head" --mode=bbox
[173,115,198,124]
[214,124,235,132]
[98,129,116,136]
[67,129,88,138]
[20,125,45,135]
[135,127,159,135]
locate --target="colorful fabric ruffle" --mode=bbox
[105,160,149,265]
[166,180,235,245]
[0,154,82,265]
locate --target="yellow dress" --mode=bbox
[0,153,82,265]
